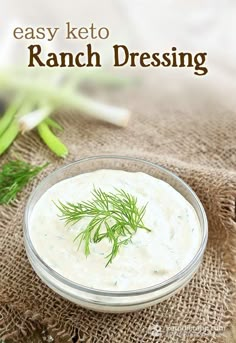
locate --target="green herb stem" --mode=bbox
[0,97,22,136]
[37,120,68,158]
[0,74,130,127]
[45,117,64,131]
[0,121,19,156]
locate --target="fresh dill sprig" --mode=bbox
[0,160,48,204]
[55,188,151,266]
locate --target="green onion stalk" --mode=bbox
[0,95,22,136]
[0,71,131,127]
[37,118,68,158]
[0,121,19,156]
[0,95,26,155]
[0,70,131,158]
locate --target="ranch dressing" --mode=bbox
[29,170,201,291]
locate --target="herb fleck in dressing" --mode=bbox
[30,170,201,291]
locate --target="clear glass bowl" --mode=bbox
[24,155,208,313]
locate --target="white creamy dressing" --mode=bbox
[30,169,201,291]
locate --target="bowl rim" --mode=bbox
[24,155,208,297]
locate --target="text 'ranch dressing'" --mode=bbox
[30,170,201,291]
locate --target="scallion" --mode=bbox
[37,120,68,158]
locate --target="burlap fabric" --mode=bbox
[0,86,236,343]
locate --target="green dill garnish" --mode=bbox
[55,188,151,266]
[0,160,48,204]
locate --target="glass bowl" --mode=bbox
[24,155,208,313]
